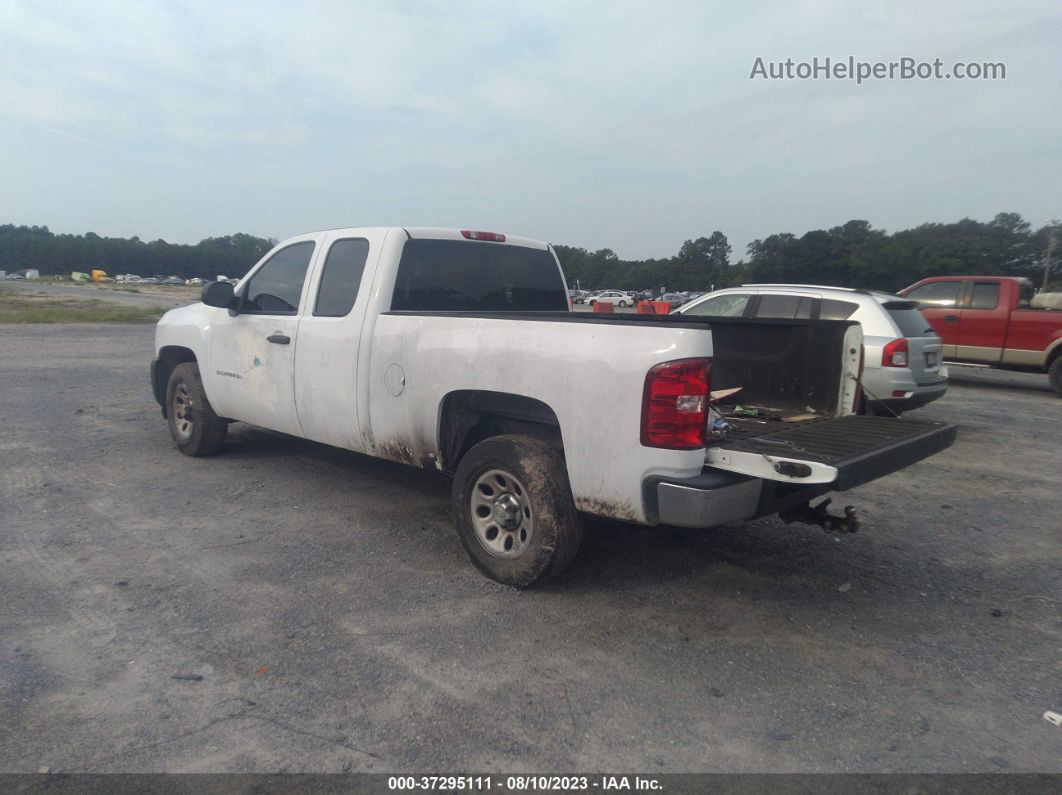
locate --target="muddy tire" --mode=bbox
[165,362,227,456]
[1050,356,1062,397]
[451,434,583,587]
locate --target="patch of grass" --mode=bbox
[0,284,164,324]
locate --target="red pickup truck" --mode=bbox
[899,276,1062,395]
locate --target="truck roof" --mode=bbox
[309,226,550,251]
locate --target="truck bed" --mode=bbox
[384,310,859,418]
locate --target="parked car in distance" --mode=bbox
[568,289,590,304]
[661,293,690,311]
[587,290,634,307]
[675,284,949,415]
[899,275,1062,396]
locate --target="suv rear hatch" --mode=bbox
[884,300,945,382]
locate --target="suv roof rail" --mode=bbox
[739,283,876,295]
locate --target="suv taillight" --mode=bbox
[882,338,909,368]
[641,358,712,449]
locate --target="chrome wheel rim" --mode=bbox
[172,382,194,440]
[470,468,533,558]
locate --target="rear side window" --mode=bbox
[242,242,315,314]
[820,298,859,320]
[683,293,750,317]
[968,282,1000,310]
[906,280,961,307]
[1018,280,1034,307]
[754,294,813,319]
[391,240,566,311]
[314,238,369,317]
[883,301,936,337]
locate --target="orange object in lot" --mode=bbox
[652,301,671,314]
[636,301,655,314]
[592,301,614,313]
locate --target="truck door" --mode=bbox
[292,231,383,451]
[902,279,965,357]
[956,280,1006,363]
[208,238,319,436]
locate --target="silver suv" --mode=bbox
[675,285,949,415]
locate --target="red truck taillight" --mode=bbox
[882,338,909,367]
[641,358,712,449]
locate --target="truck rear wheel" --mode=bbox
[166,362,227,456]
[1050,356,1062,397]
[451,434,583,587]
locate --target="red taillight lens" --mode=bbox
[461,230,506,242]
[641,358,712,449]
[882,338,909,367]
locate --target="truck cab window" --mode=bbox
[1018,280,1035,308]
[315,238,369,317]
[391,239,566,311]
[969,282,1000,310]
[242,242,315,314]
[906,281,961,307]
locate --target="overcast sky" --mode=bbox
[1,0,1059,259]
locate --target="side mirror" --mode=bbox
[202,280,236,310]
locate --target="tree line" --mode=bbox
[0,225,275,281]
[1,213,1058,291]
[559,213,1058,293]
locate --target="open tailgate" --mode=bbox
[705,415,957,489]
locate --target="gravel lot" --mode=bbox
[5,280,199,310]
[1,323,1059,773]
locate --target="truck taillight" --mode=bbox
[641,358,712,449]
[882,338,908,368]
[461,230,506,242]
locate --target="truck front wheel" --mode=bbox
[1050,355,1062,397]
[451,434,583,587]
[165,362,228,456]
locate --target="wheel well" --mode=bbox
[1046,340,1062,369]
[438,390,562,472]
[155,346,197,417]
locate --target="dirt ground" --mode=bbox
[0,323,1059,773]
[5,280,200,310]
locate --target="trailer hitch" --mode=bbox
[780,498,859,534]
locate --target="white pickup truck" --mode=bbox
[152,227,956,585]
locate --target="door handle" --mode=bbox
[943,315,958,323]
[267,333,290,344]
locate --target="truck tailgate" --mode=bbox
[705,416,957,489]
